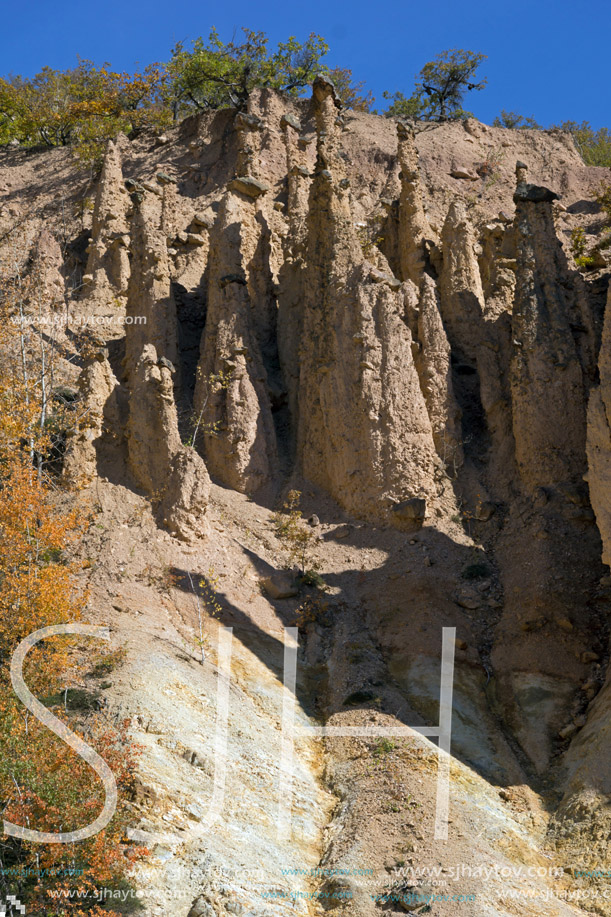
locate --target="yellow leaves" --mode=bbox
[0,59,166,164]
[0,239,140,909]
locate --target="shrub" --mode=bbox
[273,490,323,584]
[596,181,611,222]
[492,110,541,129]
[326,67,375,112]
[382,90,424,120]
[552,121,611,167]
[570,227,596,270]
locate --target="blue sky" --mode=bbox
[1,0,609,127]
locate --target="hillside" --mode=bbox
[1,78,611,916]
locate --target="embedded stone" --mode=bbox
[281,113,302,131]
[227,176,270,198]
[392,497,427,524]
[514,183,559,204]
[260,573,299,599]
[156,171,177,185]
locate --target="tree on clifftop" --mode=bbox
[164,28,329,118]
[0,59,166,162]
[327,67,375,112]
[384,48,487,122]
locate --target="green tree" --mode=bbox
[163,28,328,118]
[493,110,541,129]
[551,121,611,167]
[383,49,486,122]
[382,90,425,120]
[327,67,375,111]
[417,49,487,121]
[0,59,166,162]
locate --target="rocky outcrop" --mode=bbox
[11,81,611,914]
[510,162,586,493]
[396,121,433,286]
[158,448,211,542]
[127,345,210,540]
[83,139,130,304]
[127,345,182,495]
[587,285,611,567]
[411,274,463,470]
[193,192,278,493]
[281,113,310,243]
[31,228,65,308]
[234,111,265,180]
[552,296,611,872]
[487,165,604,776]
[296,76,442,521]
[277,113,310,433]
[438,199,486,363]
[124,192,178,385]
[63,349,121,486]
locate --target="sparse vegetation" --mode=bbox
[187,366,233,450]
[553,121,611,167]
[90,646,128,677]
[373,738,396,757]
[491,116,611,168]
[493,110,541,130]
[475,146,506,192]
[356,219,385,257]
[273,490,325,587]
[570,227,596,270]
[326,67,375,112]
[596,181,611,224]
[294,595,330,627]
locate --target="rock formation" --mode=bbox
[296,76,442,521]
[587,285,611,567]
[31,228,66,308]
[510,162,586,493]
[83,139,130,304]
[438,199,486,364]
[158,448,211,542]
[411,274,464,469]
[277,112,310,433]
[63,349,121,486]
[487,164,604,776]
[396,120,434,286]
[124,191,178,385]
[193,191,278,493]
[7,78,611,913]
[126,345,182,494]
[126,345,209,540]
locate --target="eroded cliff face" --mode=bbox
[294,77,445,522]
[82,137,131,307]
[3,81,611,916]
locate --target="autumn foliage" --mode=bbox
[0,233,145,912]
[0,58,168,164]
[0,29,377,165]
